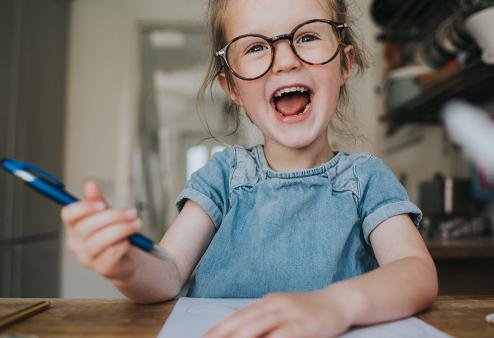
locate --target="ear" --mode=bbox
[340,45,355,86]
[218,73,243,107]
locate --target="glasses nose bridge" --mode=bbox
[269,33,297,58]
[269,33,294,49]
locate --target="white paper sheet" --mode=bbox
[158,297,452,338]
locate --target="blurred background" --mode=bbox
[1,0,493,299]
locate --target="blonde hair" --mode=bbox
[198,0,367,137]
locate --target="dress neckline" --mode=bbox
[252,144,344,179]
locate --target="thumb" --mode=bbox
[83,180,109,207]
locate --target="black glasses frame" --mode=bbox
[215,19,348,81]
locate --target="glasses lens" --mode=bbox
[226,36,272,79]
[293,21,340,64]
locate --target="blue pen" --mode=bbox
[1,158,174,262]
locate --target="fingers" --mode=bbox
[93,240,131,268]
[205,301,282,338]
[227,311,284,338]
[85,220,141,259]
[265,324,302,338]
[62,204,139,262]
[84,180,108,206]
[61,201,106,227]
[92,240,133,278]
[69,219,141,267]
[204,293,330,338]
[60,181,141,280]
[61,180,109,226]
[73,208,140,240]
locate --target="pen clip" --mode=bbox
[1,158,65,189]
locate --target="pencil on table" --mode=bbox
[0,301,51,328]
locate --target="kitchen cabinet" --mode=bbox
[0,0,69,297]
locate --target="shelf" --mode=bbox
[381,61,494,136]
[427,237,494,259]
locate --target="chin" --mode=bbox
[274,135,318,150]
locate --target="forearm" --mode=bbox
[112,248,183,304]
[324,256,438,326]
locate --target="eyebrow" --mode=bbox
[230,16,335,39]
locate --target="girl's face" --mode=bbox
[219,0,354,150]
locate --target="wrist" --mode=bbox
[112,249,183,302]
[110,247,142,286]
[321,281,369,327]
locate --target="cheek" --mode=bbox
[314,66,344,100]
[235,80,267,110]
[316,62,343,86]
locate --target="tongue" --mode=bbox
[275,93,309,116]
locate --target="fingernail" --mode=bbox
[94,202,106,210]
[132,219,142,228]
[126,208,138,218]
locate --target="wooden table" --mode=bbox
[1,296,494,337]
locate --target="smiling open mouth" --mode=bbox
[272,86,312,117]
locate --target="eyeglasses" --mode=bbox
[216,19,348,81]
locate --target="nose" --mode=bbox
[271,40,301,75]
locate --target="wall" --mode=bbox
[330,1,385,155]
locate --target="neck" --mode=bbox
[263,136,334,172]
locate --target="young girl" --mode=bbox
[61,0,438,337]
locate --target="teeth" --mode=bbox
[274,86,308,98]
[298,103,310,115]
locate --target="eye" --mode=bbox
[297,33,320,44]
[246,44,268,54]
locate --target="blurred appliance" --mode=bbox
[419,175,477,218]
[386,65,432,109]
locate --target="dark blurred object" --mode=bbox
[436,217,491,239]
[420,19,460,68]
[371,0,480,68]
[371,0,461,42]
[449,13,477,51]
[414,61,460,88]
[419,13,478,69]
[419,174,488,240]
[472,163,494,201]
[371,0,403,27]
[381,61,494,135]
[462,0,494,17]
[376,1,493,135]
[419,174,479,218]
[384,42,402,69]
[386,65,432,110]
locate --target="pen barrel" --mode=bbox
[129,233,154,252]
[1,158,163,259]
[29,177,157,254]
[28,178,78,206]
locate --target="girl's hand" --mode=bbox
[61,180,142,281]
[204,290,351,338]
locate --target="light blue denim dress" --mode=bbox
[176,145,422,298]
